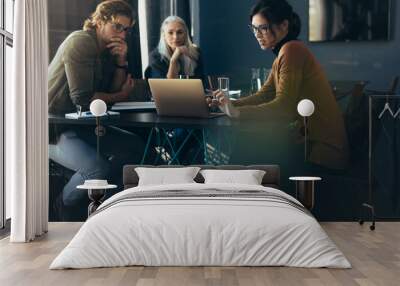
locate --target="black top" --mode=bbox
[272,34,299,56]
[146,48,205,83]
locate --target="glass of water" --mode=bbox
[218,77,230,98]
[262,68,271,82]
[76,105,82,117]
[250,68,261,93]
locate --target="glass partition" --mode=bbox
[4,43,12,220]
[5,0,13,33]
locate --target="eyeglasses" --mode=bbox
[111,22,132,33]
[248,24,271,35]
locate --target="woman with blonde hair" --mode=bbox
[145,16,205,164]
[146,16,204,80]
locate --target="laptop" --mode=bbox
[148,79,224,118]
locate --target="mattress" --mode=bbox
[50,183,351,269]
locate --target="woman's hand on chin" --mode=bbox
[177,46,189,56]
[171,46,189,63]
[171,47,182,62]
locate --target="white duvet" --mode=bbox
[50,183,351,269]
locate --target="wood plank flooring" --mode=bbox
[0,222,399,286]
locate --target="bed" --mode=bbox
[50,165,350,269]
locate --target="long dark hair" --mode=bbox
[250,0,301,38]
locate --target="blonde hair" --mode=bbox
[83,0,135,31]
[158,16,199,75]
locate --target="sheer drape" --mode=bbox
[7,0,49,242]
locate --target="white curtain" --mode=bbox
[6,0,49,242]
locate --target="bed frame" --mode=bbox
[123,165,280,189]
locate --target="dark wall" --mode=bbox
[199,0,400,91]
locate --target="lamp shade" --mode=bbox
[90,99,107,116]
[297,99,315,117]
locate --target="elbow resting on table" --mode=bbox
[70,91,93,108]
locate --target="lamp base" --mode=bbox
[95,125,106,137]
[87,189,106,216]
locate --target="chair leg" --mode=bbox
[359,203,376,231]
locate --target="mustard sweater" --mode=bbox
[233,41,349,169]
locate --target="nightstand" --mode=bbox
[289,177,322,210]
[77,180,117,216]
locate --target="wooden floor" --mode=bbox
[0,222,399,286]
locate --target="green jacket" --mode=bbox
[48,30,115,114]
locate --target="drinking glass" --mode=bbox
[218,77,230,98]
[262,68,271,82]
[251,68,261,93]
[76,105,82,117]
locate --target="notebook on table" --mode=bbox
[111,101,156,111]
[65,111,120,119]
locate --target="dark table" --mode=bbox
[49,111,237,165]
[49,111,235,129]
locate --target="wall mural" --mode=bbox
[47,0,399,223]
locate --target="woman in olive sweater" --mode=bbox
[48,0,145,220]
[210,0,348,170]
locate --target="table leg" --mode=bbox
[202,128,209,164]
[295,181,315,210]
[87,189,106,216]
[189,130,205,164]
[140,127,155,164]
[203,128,233,165]
[163,128,195,164]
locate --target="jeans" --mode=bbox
[49,126,145,207]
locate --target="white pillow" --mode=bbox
[200,169,266,185]
[135,167,201,186]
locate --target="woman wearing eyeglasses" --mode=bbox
[48,0,145,221]
[209,0,348,170]
[145,16,204,81]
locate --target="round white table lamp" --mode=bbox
[297,99,315,161]
[297,99,315,117]
[90,99,107,116]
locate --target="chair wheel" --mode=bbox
[359,220,364,225]
[370,225,375,231]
